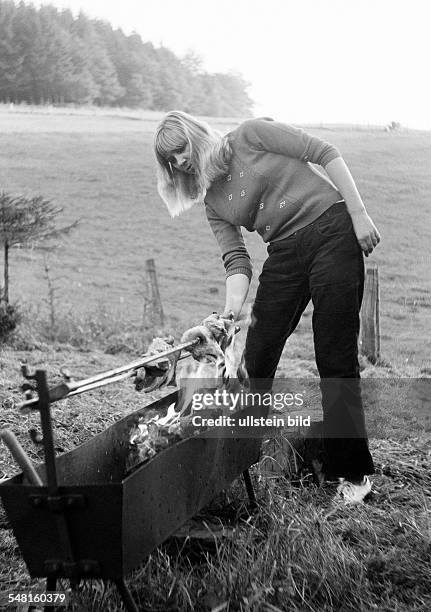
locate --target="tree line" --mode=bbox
[0,0,253,117]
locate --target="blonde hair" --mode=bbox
[154,110,231,217]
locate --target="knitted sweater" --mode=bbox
[204,118,342,279]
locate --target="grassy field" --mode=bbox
[0,110,430,611]
[0,110,430,368]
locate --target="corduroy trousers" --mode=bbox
[244,201,375,479]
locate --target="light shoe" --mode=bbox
[336,476,372,504]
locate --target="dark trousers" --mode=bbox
[244,202,374,479]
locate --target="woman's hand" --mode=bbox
[350,211,381,256]
[324,157,381,256]
[224,274,250,319]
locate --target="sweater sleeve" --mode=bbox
[205,202,252,280]
[240,118,341,168]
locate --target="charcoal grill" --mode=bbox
[0,362,261,611]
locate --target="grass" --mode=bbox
[0,111,430,368]
[0,341,430,611]
[124,462,431,612]
[0,359,430,612]
[0,110,430,610]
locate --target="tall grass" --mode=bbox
[27,450,429,612]
[8,301,185,356]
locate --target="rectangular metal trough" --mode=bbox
[0,390,262,581]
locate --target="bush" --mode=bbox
[0,303,21,340]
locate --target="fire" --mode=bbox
[127,313,250,472]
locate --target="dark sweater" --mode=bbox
[204,118,342,279]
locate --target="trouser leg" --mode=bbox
[308,209,374,479]
[244,243,310,390]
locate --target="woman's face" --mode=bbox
[168,143,194,173]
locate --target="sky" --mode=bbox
[37,0,431,129]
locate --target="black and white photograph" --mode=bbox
[0,0,430,610]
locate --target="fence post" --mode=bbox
[143,258,164,326]
[360,262,380,364]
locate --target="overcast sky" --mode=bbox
[38,0,431,129]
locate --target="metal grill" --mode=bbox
[1,363,261,611]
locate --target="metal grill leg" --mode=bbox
[242,469,257,508]
[114,579,139,612]
[44,575,57,612]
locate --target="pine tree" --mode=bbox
[0,0,253,114]
[0,193,78,305]
[0,1,24,101]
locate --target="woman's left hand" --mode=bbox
[350,212,381,256]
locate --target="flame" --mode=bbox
[128,311,251,469]
[175,359,218,416]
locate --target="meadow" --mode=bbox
[0,110,430,368]
[0,110,430,611]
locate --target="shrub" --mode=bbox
[0,303,21,340]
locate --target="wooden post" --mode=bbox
[143,258,164,326]
[360,262,380,364]
[4,241,9,304]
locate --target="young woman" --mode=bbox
[154,110,380,504]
